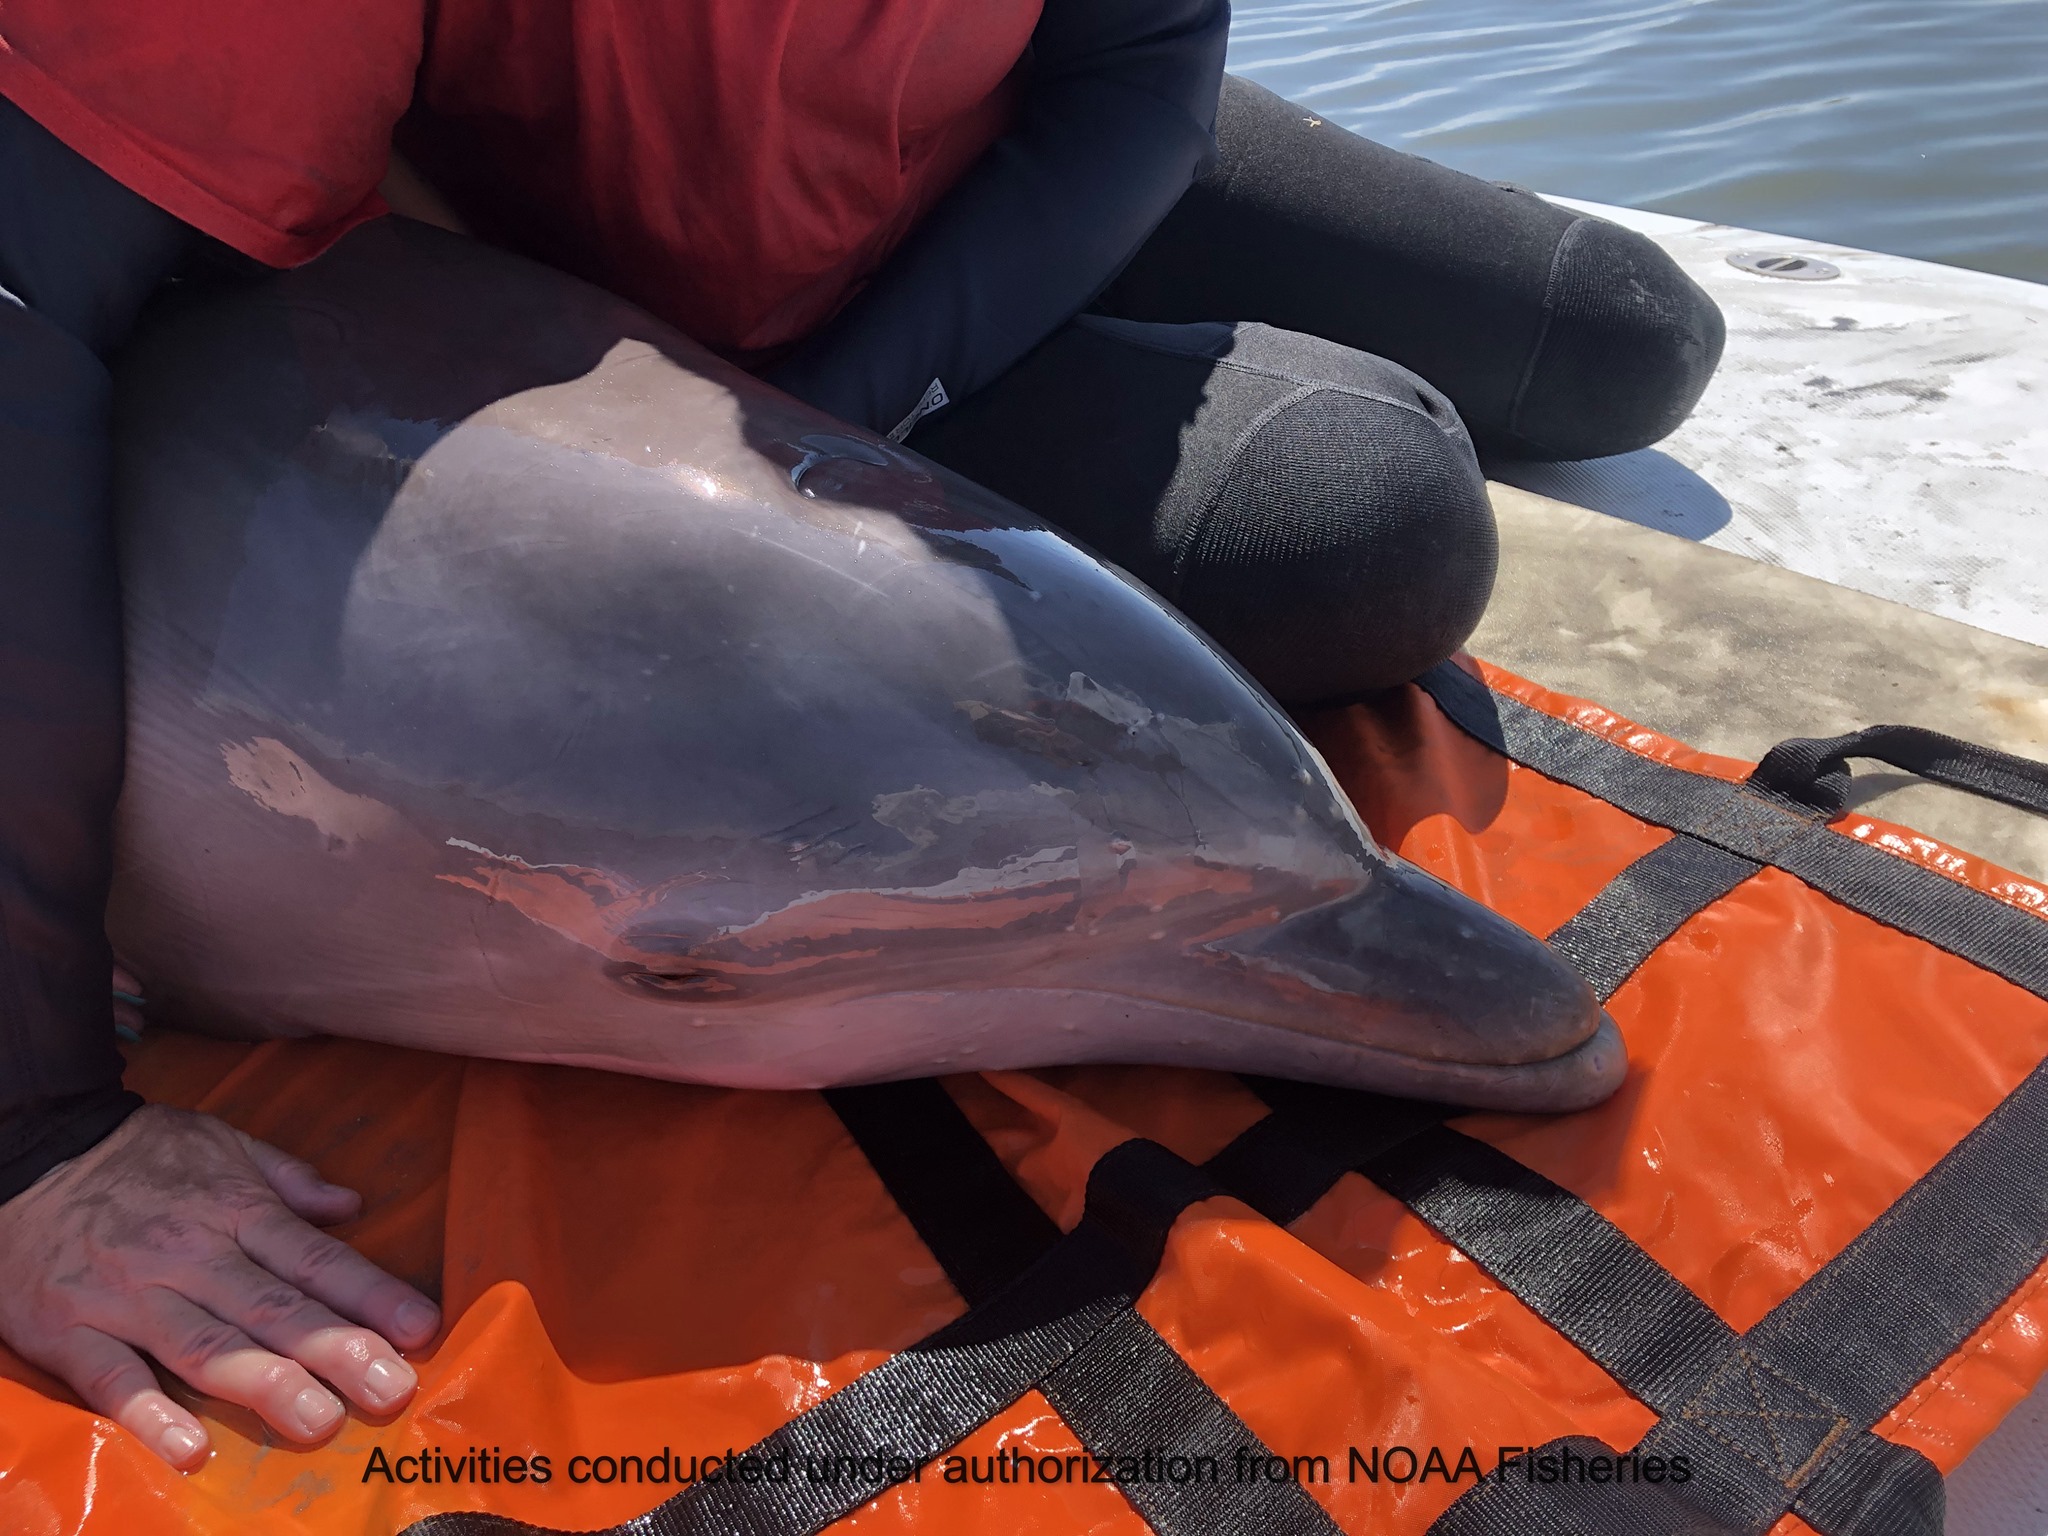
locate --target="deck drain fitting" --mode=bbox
[1728,251,1841,281]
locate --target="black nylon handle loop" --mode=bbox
[1746,724,2048,822]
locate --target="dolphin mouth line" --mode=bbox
[485,985,1623,1114]
[826,981,1614,1076]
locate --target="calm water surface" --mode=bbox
[1226,0,2048,284]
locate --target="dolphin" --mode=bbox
[105,218,1623,1112]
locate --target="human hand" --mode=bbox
[0,1103,440,1469]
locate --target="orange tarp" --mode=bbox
[4,663,2045,1535]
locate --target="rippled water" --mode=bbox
[1227,0,2048,284]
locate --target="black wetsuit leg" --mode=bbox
[911,316,1496,703]
[1095,74,1727,462]
[0,98,200,1202]
[911,75,1725,704]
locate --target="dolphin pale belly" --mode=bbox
[107,219,1622,1112]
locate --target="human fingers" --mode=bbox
[112,996,147,1037]
[34,1324,211,1469]
[125,1287,346,1443]
[234,1130,362,1225]
[235,1200,441,1351]
[111,965,147,1037]
[186,1248,417,1415]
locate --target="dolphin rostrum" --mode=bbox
[107,219,1623,1112]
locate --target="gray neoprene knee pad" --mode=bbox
[1498,212,1728,462]
[1153,323,1498,701]
[913,316,1498,705]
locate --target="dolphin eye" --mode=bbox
[604,961,730,999]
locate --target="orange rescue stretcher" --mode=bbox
[3,658,2044,1536]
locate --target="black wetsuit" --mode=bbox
[0,22,1723,1200]
[902,76,1726,699]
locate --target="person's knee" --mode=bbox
[1500,215,1726,462]
[1171,367,1497,703]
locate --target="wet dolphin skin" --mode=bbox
[107,220,1622,1112]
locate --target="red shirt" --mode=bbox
[0,0,1040,354]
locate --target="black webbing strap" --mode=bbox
[835,1058,2043,1536]
[1236,1081,1741,1411]
[1750,723,2048,822]
[1543,837,1760,1001]
[1426,1437,1741,1536]
[1232,1066,2048,1536]
[1416,662,2048,1003]
[397,1050,2041,1536]
[823,1082,1059,1302]
[396,1165,1163,1535]
[1039,1306,1342,1536]
[1263,1085,1939,1536]
[834,1082,1346,1536]
[398,1237,1129,1536]
[1588,1046,2048,1536]
[397,1095,1303,1536]
[1245,1080,1738,1414]
[1214,1078,1452,1223]
[1745,1055,2048,1428]
[827,1080,1345,1536]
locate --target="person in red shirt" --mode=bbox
[0,0,1723,1471]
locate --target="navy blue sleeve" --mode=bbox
[762,0,1230,437]
[0,98,193,1203]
